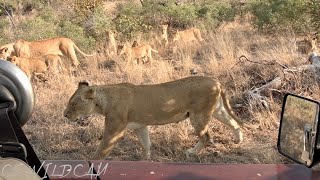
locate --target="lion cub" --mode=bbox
[118,42,158,65]
[8,54,63,79]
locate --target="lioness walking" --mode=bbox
[13,37,95,67]
[64,76,243,160]
[172,28,204,44]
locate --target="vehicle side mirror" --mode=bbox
[278,93,320,167]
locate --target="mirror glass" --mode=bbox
[279,95,319,166]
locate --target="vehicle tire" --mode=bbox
[0,60,34,126]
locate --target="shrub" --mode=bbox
[18,16,57,40]
[114,3,152,38]
[197,1,236,28]
[0,1,16,16]
[114,0,237,33]
[135,1,198,28]
[0,18,12,43]
[164,3,198,28]
[74,0,103,19]
[58,20,95,51]
[306,0,320,31]
[84,5,112,39]
[250,0,310,32]
[38,6,58,23]
[0,0,46,15]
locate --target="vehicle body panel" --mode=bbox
[42,160,320,180]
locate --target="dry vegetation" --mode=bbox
[22,21,316,164]
[1,0,320,164]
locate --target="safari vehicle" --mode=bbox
[0,59,319,180]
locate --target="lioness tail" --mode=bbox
[73,44,95,57]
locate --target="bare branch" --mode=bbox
[0,4,16,28]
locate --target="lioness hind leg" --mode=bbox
[66,47,79,67]
[186,114,211,155]
[134,126,151,160]
[212,100,243,144]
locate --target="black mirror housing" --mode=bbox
[278,93,320,168]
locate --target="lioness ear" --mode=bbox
[78,81,89,88]
[82,88,96,100]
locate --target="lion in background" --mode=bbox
[64,76,243,160]
[173,28,204,44]
[160,24,169,47]
[13,37,95,67]
[104,30,118,56]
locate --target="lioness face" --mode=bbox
[64,82,96,121]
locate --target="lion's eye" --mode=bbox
[71,104,76,108]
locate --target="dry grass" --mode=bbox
[22,21,318,164]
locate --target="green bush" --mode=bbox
[74,0,103,19]
[250,0,310,32]
[0,18,11,43]
[18,0,46,9]
[135,1,198,28]
[114,0,237,33]
[38,6,58,23]
[306,0,320,31]
[165,4,198,28]
[114,3,152,38]
[0,0,46,15]
[197,1,236,28]
[58,20,95,51]
[18,16,57,40]
[84,5,112,39]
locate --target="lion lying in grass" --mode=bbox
[64,76,243,160]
